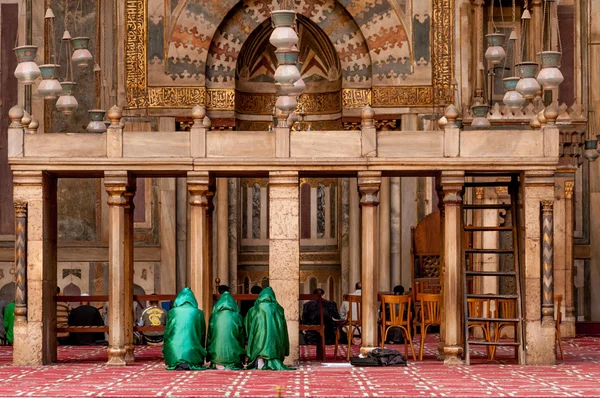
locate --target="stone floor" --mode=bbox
[0,335,598,397]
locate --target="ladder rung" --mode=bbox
[464,182,512,187]
[463,204,513,210]
[464,226,513,231]
[468,317,520,323]
[467,294,518,300]
[467,341,521,346]
[465,249,514,254]
[466,271,516,277]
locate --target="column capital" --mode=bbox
[475,187,484,200]
[187,171,211,207]
[441,171,464,204]
[358,171,381,206]
[12,170,44,187]
[471,0,484,5]
[564,181,574,199]
[268,171,299,186]
[541,200,554,213]
[104,171,130,206]
[14,201,27,218]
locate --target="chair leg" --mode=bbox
[346,326,352,361]
[403,327,416,361]
[419,324,427,361]
[334,327,339,360]
[380,326,385,349]
[556,327,564,360]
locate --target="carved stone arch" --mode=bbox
[205,0,372,89]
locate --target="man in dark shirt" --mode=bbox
[302,288,340,345]
[68,294,105,345]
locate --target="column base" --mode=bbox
[124,345,135,363]
[12,322,31,365]
[443,345,463,366]
[525,320,556,365]
[106,347,127,366]
[561,317,576,338]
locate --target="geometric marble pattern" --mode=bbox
[0,336,599,396]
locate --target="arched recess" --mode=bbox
[205,0,371,89]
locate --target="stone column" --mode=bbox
[104,171,130,366]
[523,171,556,365]
[13,201,28,362]
[390,177,401,287]
[563,180,576,337]
[13,171,57,365]
[348,178,361,292]
[188,172,213,323]
[176,177,188,292]
[358,171,381,353]
[268,171,300,365]
[217,178,229,286]
[441,171,464,366]
[436,177,446,360]
[379,177,391,292]
[123,182,136,363]
[541,201,554,324]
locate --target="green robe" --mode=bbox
[162,288,206,370]
[3,302,14,345]
[244,287,294,370]
[206,292,245,370]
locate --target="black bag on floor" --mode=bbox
[350,356,381,367]
[370,348,407,366]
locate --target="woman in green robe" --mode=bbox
[162,287,207,370]
[244,287,294,370]
[206,291,245,370]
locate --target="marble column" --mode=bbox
[104,171,131,366]
[390,177,401,287]
[217,178,229,287]
[348,178,361,292]
[441,171,464,366]
[188,172,213,323]
[268,171,300,365]
[523,171,556,365]
[563,180,576,337]
[13,201,28,363]
[12,172,57,365]
[123,182,136,363]
[379,177,391,292]
[541,201,555,324]
[176,177,188,293]
[358,171,381,353]
[228,178,239,293]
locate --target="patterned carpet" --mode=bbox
[0,335,598,397]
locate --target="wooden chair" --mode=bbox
[467,297,492,358]
[416,293,441,361]
[555,294,564,360]
[334,294,362,361]
[299,294,326,361]
[491,298,518,360]
[379,294,416,361]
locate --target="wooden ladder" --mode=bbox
[462,176,525,364]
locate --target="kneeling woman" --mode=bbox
[206,291,245,370]
[245,287,294,370]
[163,288,207,370]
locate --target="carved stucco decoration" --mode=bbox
[125,0,453,109]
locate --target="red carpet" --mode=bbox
[0,335,598,397]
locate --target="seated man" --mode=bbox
[163,287,207,370]
[206,291,245,370]
[240,285,262,318]
[245,287,293,370]
[384,285,406,344]
[301,288,340,345]
[68,294,105,345]
[139,295,167,345]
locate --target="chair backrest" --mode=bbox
[467,298,490,318]
[348,294,362,325]
[554,294,563,325]
[496,298,516,319]
[380,294,411,327]
[417,293,441,325]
